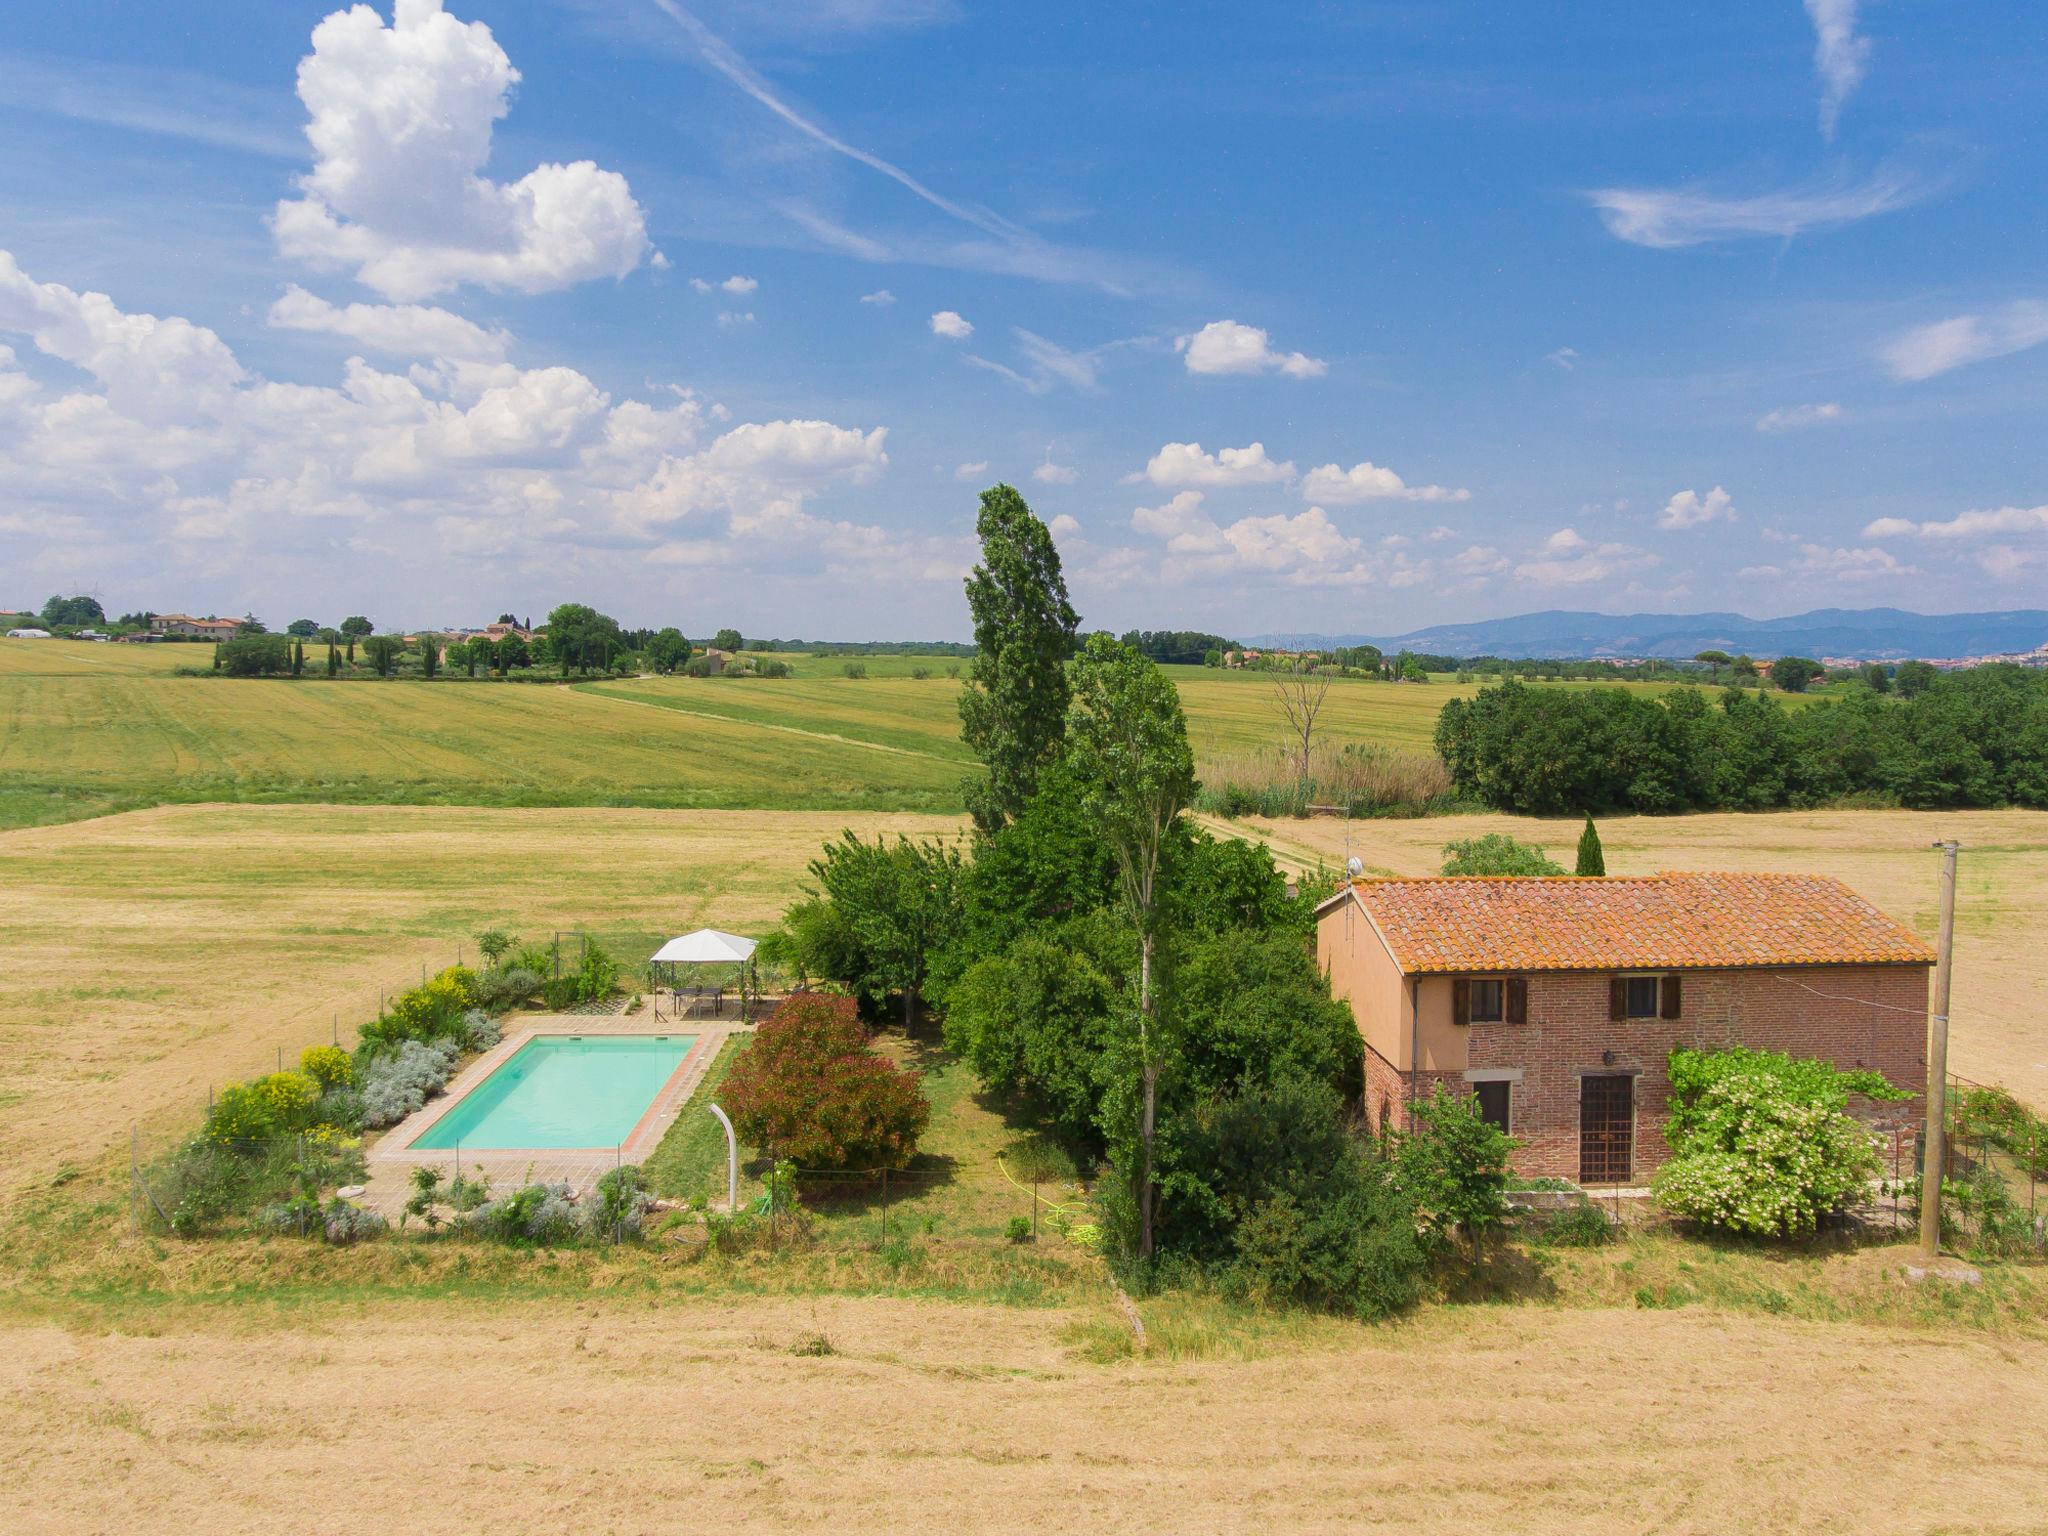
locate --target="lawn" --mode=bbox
[644,1031,1083,1245]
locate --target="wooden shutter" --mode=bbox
[1452,977,1471,1025]
[1505,976,1527,1024]
[1661,973,1682,1019]
[1609,976,1627,1020]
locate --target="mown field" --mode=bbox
[6,1292,2045,1536]
[0,635,1745,831]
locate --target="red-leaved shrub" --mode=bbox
[723,993,929,1169]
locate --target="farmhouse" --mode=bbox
[1316,872,1932,1184]
[150,613,240,638]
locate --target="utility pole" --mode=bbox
[1919,840,1958,1258]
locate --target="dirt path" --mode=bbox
[3,1295,2040,1534]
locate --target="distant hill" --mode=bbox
[1247,608,2048,662]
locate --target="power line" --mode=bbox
[1768,971,1931,1017]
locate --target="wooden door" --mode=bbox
[1579,1074,1634,1184]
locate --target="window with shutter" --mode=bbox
[1622,975,1661,1018]
[1505,976,1527,1024]
[1660,973,1682,1019]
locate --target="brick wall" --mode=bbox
[1458,965,1928,1183]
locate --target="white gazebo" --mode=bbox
[649,929,760,1019]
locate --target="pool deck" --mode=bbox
[357,1010,748,1216]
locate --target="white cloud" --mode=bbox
[953,460,988,480]
[1127,491,1384,586]
[1975,545,2036,581]
[272,0,652,301]
[1587,171,1917,249]
[929,309,973,339]
[1805,0,1871,140]
[1757,402,1843,433]
[717,310,756,327]
[1048,513,1080,538]
[1515,527,1657,586]
[1748,543,1916,582]
[859,289,896,306]
[692,275,758,296]
[1544,347,1579,371]
[1657,485,1736,530]
[1862,504,2048,541]
[1447,544,1507,576]
[0,248,935,597]
[1219,507,1374,583]
[1139,440,1294,489]
[267,284,508,360]
[1032,461,1078,485]
[1300,460,1468,505]
[1880,302,2048,381]
[1176,320,1325,379]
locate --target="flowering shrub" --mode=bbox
[300,1044,355,1088]
[361,966,480,1048]
[204,1083,278,1148]
[248,1070,321,1133]
[1652,1048,1896,1237]
[722,993,929,1169]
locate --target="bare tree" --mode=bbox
[1271,664,1332,779]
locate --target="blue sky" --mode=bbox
[0,0,2042,638]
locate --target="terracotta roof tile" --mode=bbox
[1338,872,1934,974]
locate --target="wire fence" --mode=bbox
[1932,1071,2047,1258]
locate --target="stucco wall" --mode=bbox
[1317,896,1469,1074]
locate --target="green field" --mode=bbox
[0,636,1795,831]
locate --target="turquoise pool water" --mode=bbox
[412,1035,696,1150]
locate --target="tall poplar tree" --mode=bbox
[957,484,1078,833]
[1065,633,1195,1259]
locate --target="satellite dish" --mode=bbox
[1345,855,1364,878]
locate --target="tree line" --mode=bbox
[1434,669,2048,814]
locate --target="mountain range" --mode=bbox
[1245,608,2048,662]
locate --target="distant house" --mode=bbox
[1317,873,1930,1185]
[73,629,112,642]
[701,647,733,674]
[150,614,240,639]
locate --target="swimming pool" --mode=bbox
[411,1034,697,1150]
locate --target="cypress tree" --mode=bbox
[1575,814,1606,877]
[326,640,339,677]
[291,640,304,677]
[421,635,439,679]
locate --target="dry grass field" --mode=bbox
[4,1295,2044,1535]
[1226,806,2048,1109]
